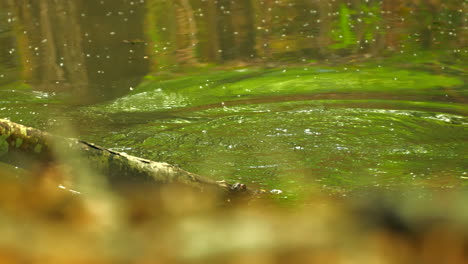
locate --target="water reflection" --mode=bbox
[0,0,466,195]
[1,0,465,105]
[144,0,465,66]
[1,0,149,104]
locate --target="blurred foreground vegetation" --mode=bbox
[1,160,468,264]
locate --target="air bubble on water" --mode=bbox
[270,189,283,195]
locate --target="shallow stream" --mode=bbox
[0,0,466,200]
[3,65,466,200]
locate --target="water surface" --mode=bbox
[0,0,466,199]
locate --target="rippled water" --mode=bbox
[0,0,466,199]
[1,65,466,199]
[76,99,465,199]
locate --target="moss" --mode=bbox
[19,126,27,136]
[34,144,42,153]
[0,135,9,157]
[15,138,23,148]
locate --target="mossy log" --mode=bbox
[0,119,252,197]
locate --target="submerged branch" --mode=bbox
[0,119,253,198]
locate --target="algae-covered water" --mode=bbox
[2,63,466,200]
[1,0,467,200]
[85,65,468,199]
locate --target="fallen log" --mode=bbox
[0,118,253,198]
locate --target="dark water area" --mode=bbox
[0,0,467,199]
[0,0,149,103]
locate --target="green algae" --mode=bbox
[81,101,467,200]
[14,138,23,148]
[98,65,464,113]
[33,144,42,153]
[0,135,9,157]
[1,61,466,200]
[70,63,466,199]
